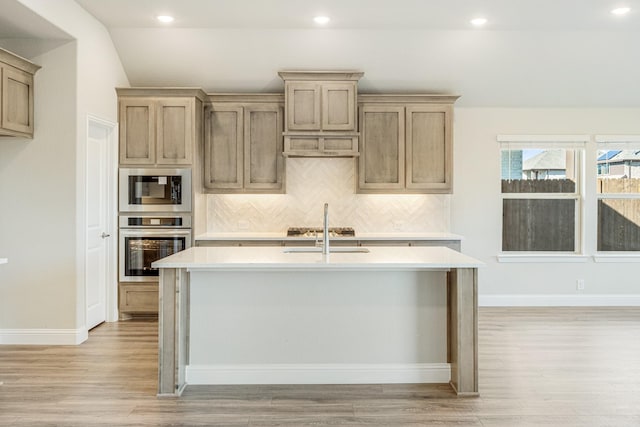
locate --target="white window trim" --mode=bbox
[595,135,640,257]
[595,135,640,143]
[499,136,586,259]
[497,254,589,263]
[593,253,640,263]
[498,134,590,143]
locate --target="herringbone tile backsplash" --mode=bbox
[207,158,450,233]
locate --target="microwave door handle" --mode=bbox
[135,181,143,199]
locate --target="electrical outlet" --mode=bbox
[238,220,250,230]
[392,220,405,231]
[576,279,585,291]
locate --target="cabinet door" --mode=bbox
[1,65,34,136]
[156,99,193,165]
[119,98,155,165]
[286,82,321,131]
[244,104,284,192]
[358,105,405,191]
[322,82,356,131]
[405,105,452,193]
[119,283,158,314]
[204,104,243,190]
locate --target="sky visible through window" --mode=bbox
[523,149,543,160]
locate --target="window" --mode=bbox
[498,136,586,253]
[596,136,640,252]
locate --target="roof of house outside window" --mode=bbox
[597,150,640,163]
[523,149,566,171]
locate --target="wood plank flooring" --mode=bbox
[1,308,640,426]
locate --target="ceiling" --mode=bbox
[3,0,640,107]
[73,0,640,31]
[0,0,72,57]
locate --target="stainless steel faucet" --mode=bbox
[323,203,330,255]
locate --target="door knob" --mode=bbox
[101,232,111,239]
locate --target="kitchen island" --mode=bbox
[153,246,482,397]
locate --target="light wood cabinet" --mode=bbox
[357,95,458,194]
[244,105,285,191]
[196,238,461,251]
[284,135,358,157]
[282,77,359,133]
[0,48,40,138]
[119,98,155,164]
[285,82,321,131]
[204,95,284,193]
[358,105,405,191]
[322,82,357,131]
[205,104,243,189]
[279,71,362,157]
[119,283,159,315]
[117,89,206,166]
[156,98,194,165]
[405,105,451,192]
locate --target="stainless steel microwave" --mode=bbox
[119,168,191,212]
[119,227,192,282]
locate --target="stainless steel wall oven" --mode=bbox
[119,214,192,282]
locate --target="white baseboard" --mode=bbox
[480,294,640,307]
[0,328,88,345]
[186,363,451,385]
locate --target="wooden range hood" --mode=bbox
[279,70,363,158]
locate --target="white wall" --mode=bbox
[0,0,129,343]
[453,108,640,303]
[0,41,77,331]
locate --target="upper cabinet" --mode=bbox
[358,95,459,194]
[0,48,40,138]
[117,88,206,166]
[203,94,285,193]
[116,73,459,195]
[278,71,363,157]
[358,105,405,191]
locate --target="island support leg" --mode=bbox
[158,268,190,397]
[447,268,479,396]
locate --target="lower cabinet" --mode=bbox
[195,240,284,247]
[119,283,159,317]
[363,240,461,251]
[196,239,461,251]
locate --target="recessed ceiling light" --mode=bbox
[157,15,175,23]
[314,16,330,25]
[611,7,631,15]
[470,17,488,26]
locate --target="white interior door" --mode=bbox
[86,117,116,329]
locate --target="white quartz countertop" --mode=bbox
[152,246,482,271]
[0,258,7,265]
[195,232,463,241]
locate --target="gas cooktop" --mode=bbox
[286,227,355,238]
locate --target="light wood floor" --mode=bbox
[1,308,640,426]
